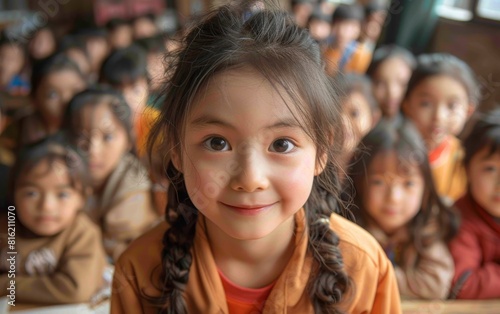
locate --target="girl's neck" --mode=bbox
[205,215,296,289]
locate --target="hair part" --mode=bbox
[146,1,354,313]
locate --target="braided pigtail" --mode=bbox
[143,163,198,314]
[305,170,354,314]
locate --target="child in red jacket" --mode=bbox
[449,108,500,299]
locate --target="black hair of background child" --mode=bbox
[404,53,479,106]
[99,44,149,86]
[58,35,90,59]
[106,18,131,31]
[463,107,500,166]
[366,44,416,78]
[332,4,365,23]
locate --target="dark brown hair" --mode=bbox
[463,107,500,167]
[146,1,353,313]
[347,119,459,251]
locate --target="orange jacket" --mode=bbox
[111,209,401,313]
[429,136,467,204]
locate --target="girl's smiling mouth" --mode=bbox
[220,202,277,215]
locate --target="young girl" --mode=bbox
[346,118,459,299]
[449,108,500,299]
[64,86,158,261]
[402,53,479,203]
[0,135,109,304]
[111,3,400,313]
[1,53,88,149]
[99,45,160,158]
[366,45,416,121]
[338,74,380,179]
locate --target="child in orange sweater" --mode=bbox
[402,53,479,203]
[111,3,400,313]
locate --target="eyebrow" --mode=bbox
[18,182,72,189]
[189,114,303,131]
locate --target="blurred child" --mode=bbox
[132,13,159,39]
[359,1,387,52]
[0,135,109,304]
[324,4,372,76]
[449,108,500,299]
[347,119,459,299]
[292,0,314,28]
[366,45,416,120]
[28,27,57,61]
[99,45,159,157]
[111,4,400,313]
[339,74,380,160]
[106,18,133,50]
[135,34,167,97]
[1,53,87,149]
[74,26,110,83]
[58,36,92,81]
[0,34,29,96]
[402,53,479,202]
[306,9,331,50]
[64,87,158,261]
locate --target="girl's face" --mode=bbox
[402,75,470,151]
[372,57,412,118]
[467,146,500,217]
[86,37,109,72]
[118,77,149,117]
[0,44,25,86]
[175,68,322,241]
[109,25,133,49]
[78,102,130,188]
[15,159,84,236]
[362,151,425,235]
[29,29,56,60]
[342,91,373,149]
[133,18,157,39]
[34,70,87,130]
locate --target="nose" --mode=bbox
[387,82,398,100]
[434,104,447,124]
[88,134,102,160]
[387,183,403,203]
[40,194,57,213]
[229,150,270,192]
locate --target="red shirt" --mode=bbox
[218,268,275,314]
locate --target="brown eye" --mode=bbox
[270,139,294,153]
[204,137,230,151]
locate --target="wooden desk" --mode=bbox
[402,299,500,314]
